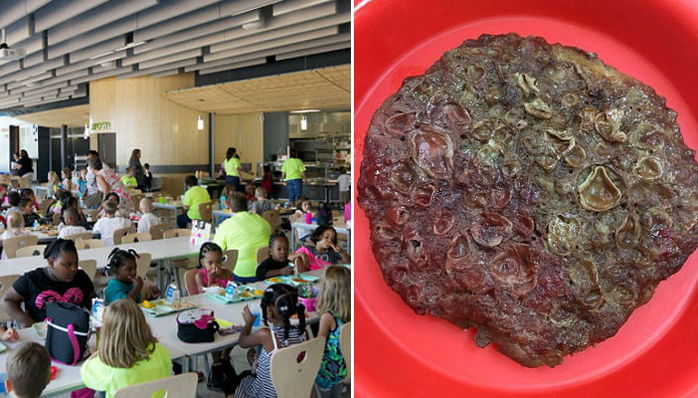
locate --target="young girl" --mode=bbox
[77,168,88,197]
[315,266,351,390]
[295,226,351,270]
[230,283,308,397]
[255,233,309,280]
[290,198,313,224]
[47,171,60,196]
[104,249,145,304]
[1,212,32,259]
[61,167,75,192]
[20,188,39,212]
[193,242,232,294]
[191,242,235,390]
[80,299,172,398]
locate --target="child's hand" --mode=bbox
[242,305,256,325]
[2,328,18,342]
[132,275,144,291]
[283,267,295,276]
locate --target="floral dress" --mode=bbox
[315,314,347,389]
[98,168,133,212]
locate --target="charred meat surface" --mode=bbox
[358,33,698,367]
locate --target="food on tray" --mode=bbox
[168,300,194,310]
[267,277,283,283]
[141,300,155,309]
[358,33,698,367]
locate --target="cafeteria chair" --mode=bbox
[135,252,153,279]
[263,209,281,232]
[38,198,54,217]
[256,246,270,264]
[0,275,21,322]
[16,244,47,258]
[3,235,39,258]
[78,259,98,282]
[163,228,190,239]
[114,372,197,398]
[149,223,172,240]
[271,337,326,398]
[198,201,213,223]
[222,249,238,273]
[122,232,152,243]
[64,232,94,241]
[183,269,200,295]
[75,239,105,250]
[113,227,137,245]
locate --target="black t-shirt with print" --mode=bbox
[256,257,291,280]
[13,268,95,323]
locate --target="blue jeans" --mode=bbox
[233,274,259,285]
[225,175,241,191]
[177,213,191,229]
[287,179,302,203]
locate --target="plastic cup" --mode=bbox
[250,303,262,327]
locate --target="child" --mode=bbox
[0,183,8,204]
[190,243,235,390]
[177,175,210,229]
[136,198,160,234]
[256,233,309,280]
[121,167,138,189]
[46,171,60,196]
[230,284,308,397]
[295,226,350,270]
[244,183,256,202]
[143,163,153,192]
[97,193,121,218]
[5,342,51,398]
[291,198,313,224]
[77,168,88,197]
[57,208,88,239]
[336,168,350,205]
[61,167,75,192]
[193,242,232,294]
[19,198,42,228]
[20,188,39,212]
[1,213,32,259]
[249,186,275,216]
[261,165,273,198]
[81,299,172,398]
[93,200,131,246]
[5,191,22,218]
[104,248,158,304]
[315,266,351,390]
[58,195,88,228]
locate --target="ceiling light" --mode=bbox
[0,29,26,61]
[300,116,308,131]
[290,109,322,114]
[197,115,204,131]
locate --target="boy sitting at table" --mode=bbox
[4,191,22,219]
[177,175,211,228]
[137,197,161,234]
[19,198,42,228]
[256,233,309,280]
[4,342,51,398]
[57,208,88,239]
[249,186,275,216]
[120,167,138,189]
[93,200,132,246]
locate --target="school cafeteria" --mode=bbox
[0,1,350,397]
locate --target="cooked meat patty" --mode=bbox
[358,33,698,367]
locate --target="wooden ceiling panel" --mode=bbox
[13,104,90,128]
[163,65,349,114]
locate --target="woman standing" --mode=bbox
[221,147,243,191]
[87,157,133,212]
[127,149,145,190]
[14,150,35,180]
[281,149,305,203]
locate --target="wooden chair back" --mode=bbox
[75,239,105,250]
[149,223,171,240]
[0,275,21,322]
[340,322,352,379]
[38,199,54,216]
[78,259,98,282]
[262,209,280,231]
[122,232,152,243]
[184,269,199,296]
[63,232,93,241]
[135,252,152,279]
[15,244,46,258]
[222,249,238,273]
[256,246,270,265]
[198,201,212,222]
[270,337,326,398]
[163,228,189,239]
[3,235,39,258]
[114,373,198,398]
[113,227,136,245]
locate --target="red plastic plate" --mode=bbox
[354,1,698,396]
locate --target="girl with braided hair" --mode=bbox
[230,283,308,397]
[104,248,159,305]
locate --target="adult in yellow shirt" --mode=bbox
[281,149,306,203]
[222,147,243,191]
[214,195,271,284]
[177,175,211,228]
